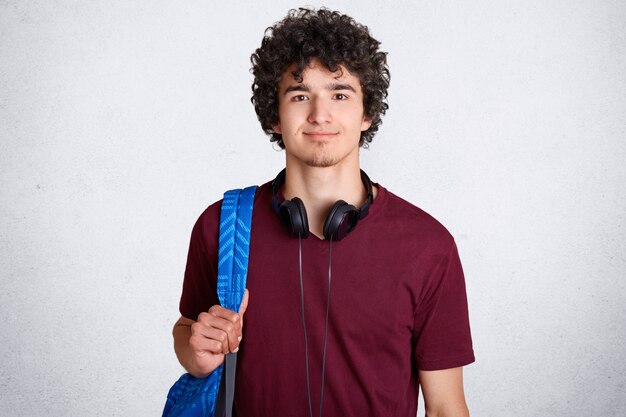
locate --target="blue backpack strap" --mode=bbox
[230,185,256,310]
[215,186,257,417]
[216,189,240,310]
[216,186,256,310]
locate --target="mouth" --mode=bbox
[303,131,338,138]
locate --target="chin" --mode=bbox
[305,160,336,168]
[303,153,339,168]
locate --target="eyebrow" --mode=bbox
[283,82,357,95]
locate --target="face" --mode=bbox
[272,59,371,168]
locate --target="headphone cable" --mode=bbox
[319,237,332,417]
[298,234,333,417]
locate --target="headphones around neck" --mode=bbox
[271,169,374,241]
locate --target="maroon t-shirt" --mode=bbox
[180,181,475,417]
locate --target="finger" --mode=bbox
[239,289,250,316]
[202,309,241,352]
[189,329,228,355]
[191,321,237,354]
[207,305,241,324]
[191,319,224,342]
[233,290,250,346]
[206,305,236,319]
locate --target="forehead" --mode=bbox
[279,59,362,89]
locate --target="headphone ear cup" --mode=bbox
[279,197,310,238]
[323,200,359,241]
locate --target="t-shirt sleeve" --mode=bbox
[413,240,475,371]
[179,205,220,321]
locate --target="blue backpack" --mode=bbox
[163,186,257,417]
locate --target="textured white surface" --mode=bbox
[1,1,625,416]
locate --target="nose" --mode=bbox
[307,98,332,125]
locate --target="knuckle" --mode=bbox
[190,322,201,334]
[189,335,199,350]
[212,340,223,352]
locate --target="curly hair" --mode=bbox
[250,8,390,149]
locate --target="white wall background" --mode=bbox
[1,0,625,416]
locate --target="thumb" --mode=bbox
[239,289,250,316]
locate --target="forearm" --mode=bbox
[425,402,469,417]
[420,367,469,417]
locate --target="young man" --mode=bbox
[173,8,474,417]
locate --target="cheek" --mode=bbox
[278,107,304,130]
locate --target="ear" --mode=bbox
[272,122,282,134]
[360,117,372,132]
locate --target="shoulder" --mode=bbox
[372,185,456,252]
[192,181,274,236]
[191,199,221,238]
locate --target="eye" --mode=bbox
[292,94,308,102]
[334,93,349,100]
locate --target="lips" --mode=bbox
[303,131,338,136]
[303,131,337,142]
